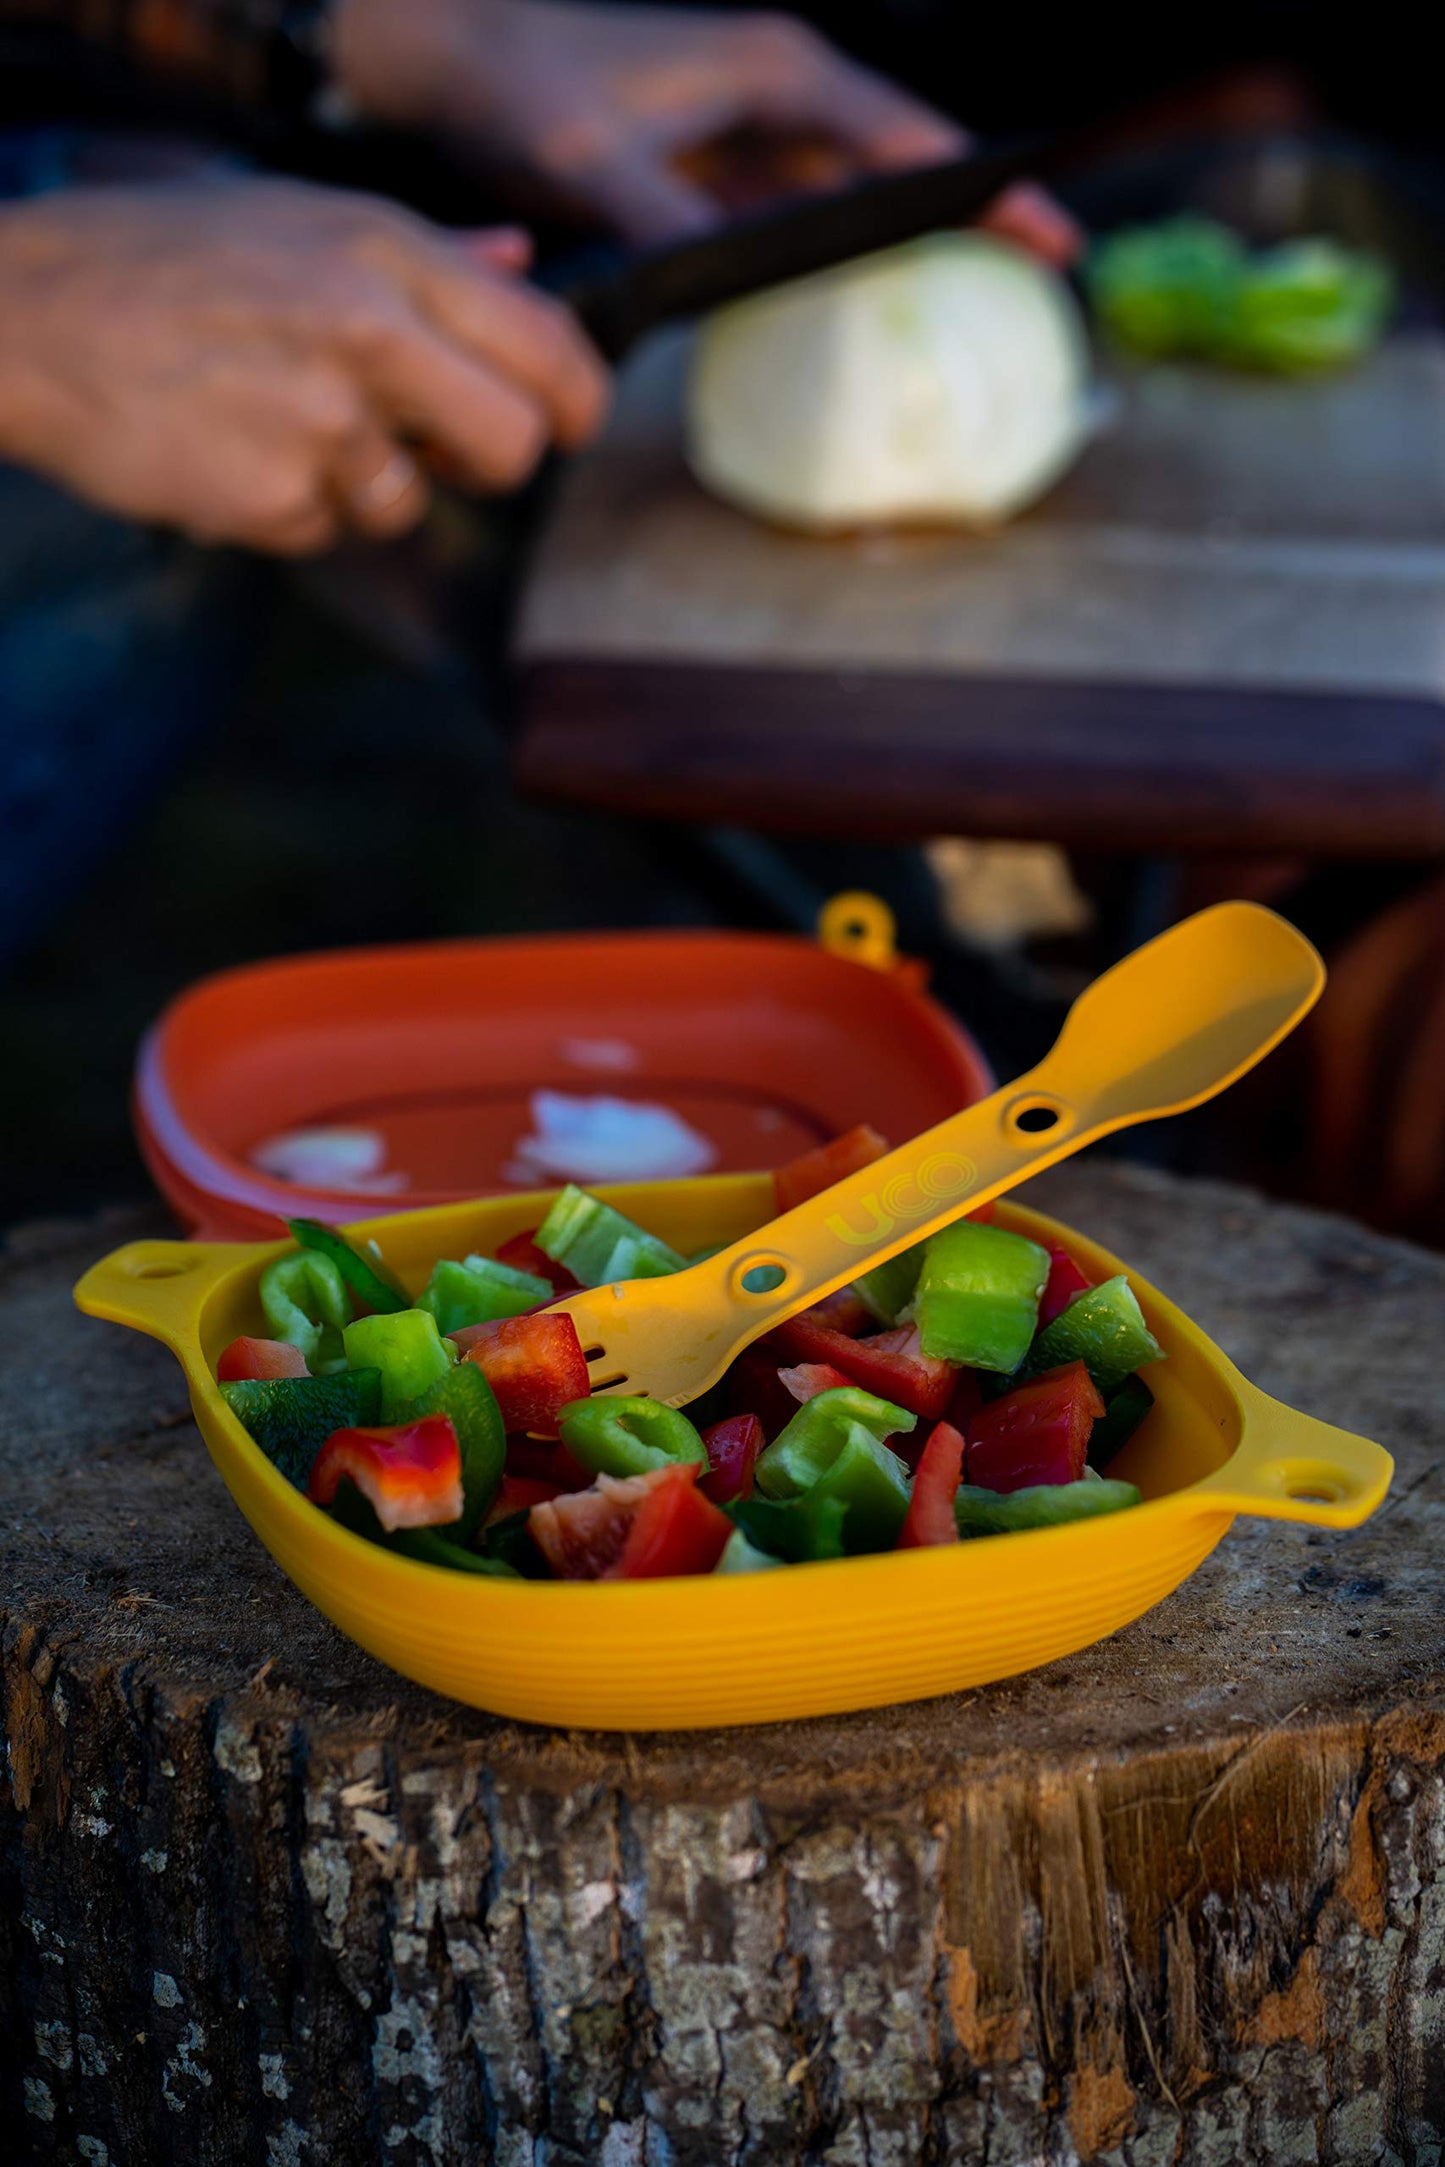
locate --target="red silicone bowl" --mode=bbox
[135,926,992,1238]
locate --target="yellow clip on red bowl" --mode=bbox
[74,1178,1392,1731]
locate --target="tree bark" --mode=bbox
[3,1164,1444,2167]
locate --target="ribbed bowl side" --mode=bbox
[225,1413,1228,1728]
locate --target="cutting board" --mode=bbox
[513,330,1445,856]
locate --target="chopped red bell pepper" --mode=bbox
[217,1335,309,1382]
[897,1421,965,1548]
[307,1414,463,1533]
[608,1462,733,1579]
[893,1349,981,1473]
[778,1360,855,1404]
[774,1124,888,1212]
[725,1343,805,1440]
[802,1287,873,1337]
[528,1461,730,1579]
[504,1434,593,1491]
[770,1314,958,1422]
[966,1361,1104,1493]
[1039,1243,1092,1327]
[700,1413,764,1503]
[486,1472,566,1524]
[942,1365,984,1436]
[528,1468,656,1576]
[494,1229,582,1296]
[452,1312,590,1435]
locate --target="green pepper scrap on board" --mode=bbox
[1087,216,1395,374]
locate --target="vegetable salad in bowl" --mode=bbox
[216,1128,1162,1584]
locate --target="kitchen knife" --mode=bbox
[554,128,1074,360]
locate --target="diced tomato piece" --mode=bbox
[452,1312,590,1435]
[897,1421,965,1548]
[724,1344,804,1440]
[700,1413,764,1503]
[308,1415,462,1533]
[1039,1243,1092,1327]
[802,1287,873,1337]
[504,1435,593,1491]
[217,1335,309,1382]
[769,1314,957,1421]
[486,1473,566,1525]
[529,1462,729,1580]
[966,1362,1104,1493]
[774,1124,889,1212]
[969,1201,997,1224]
[778,1361,855,1404]
[495,1229,581,1296]
[609,1463,733,1579]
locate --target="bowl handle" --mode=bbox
[1192,1380,1393,1528]
[73,1239,272,1354]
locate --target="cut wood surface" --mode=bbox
[514,333,1445,855]
[3,1163,1444,2165]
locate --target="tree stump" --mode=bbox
[3,1164,1443,2167]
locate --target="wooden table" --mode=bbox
[514,333,1445,857]
[4,1165,1444,2165]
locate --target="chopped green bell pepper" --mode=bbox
[395,1360,505,1538]
[343,1308,454,1421]
[715,1528,782,1573]
[258,1250,353,1371]
[557,1394,707,1480]
[908,1221,1048,1372]
[728,1491,847,1564]
[418,1254,551,1336]
[289,1218,409,1314]
[220,1369,382,1488]
[1088,1373,1156,1470]
[754,1384,915,1499]
[954,1477,1141,1536]
[1023,1275,1163,1397]
[852,1241,926,1327]
[535,1184,686,1286]
[805,1429,912,1552]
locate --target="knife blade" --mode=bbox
[555,129,1074,360]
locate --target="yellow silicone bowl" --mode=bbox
[74,1178,1392,1731]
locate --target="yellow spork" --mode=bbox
[551,902,1323,1407]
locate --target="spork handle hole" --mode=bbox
[1010,1099,1063,1135]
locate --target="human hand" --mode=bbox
[333,0,1080,262]
[0,178,607,553]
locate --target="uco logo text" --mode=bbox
[825,1153,978,1246]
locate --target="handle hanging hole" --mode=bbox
[128,1259,193,1280]
[730,1256,791,1300]
[1008,1097,1065,1137]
